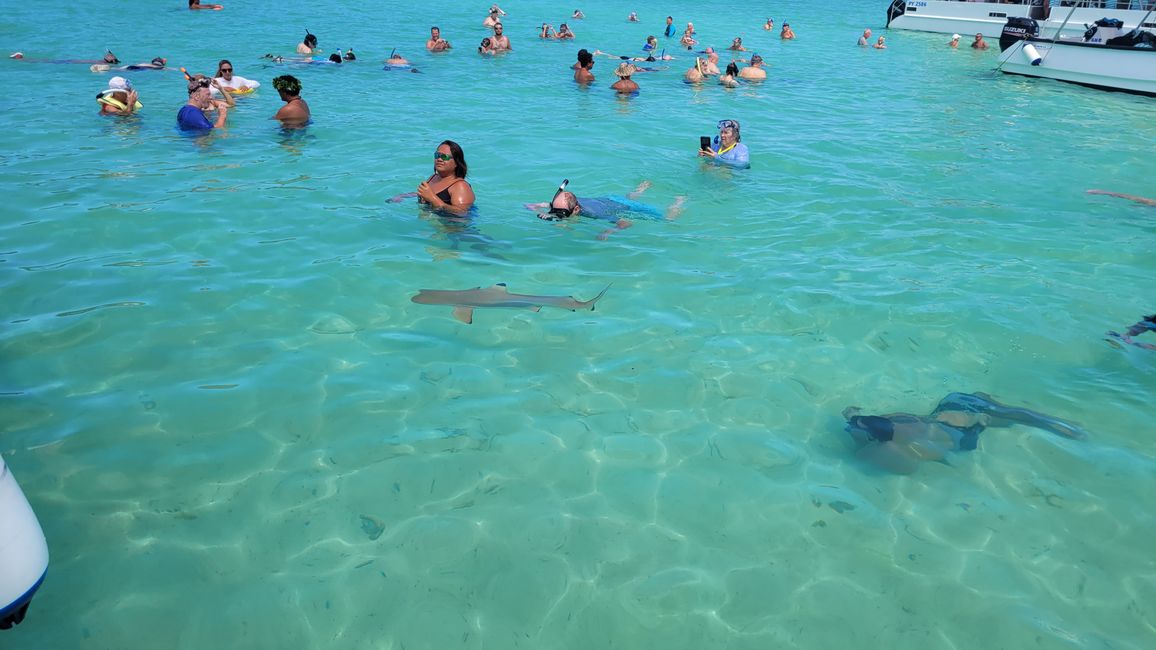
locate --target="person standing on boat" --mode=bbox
[858,28,872,46]
[971,33,988,49]
[948,34,961,48]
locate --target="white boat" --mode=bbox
[997,13,1156,95]
[886,0,1156,39]
[0,457,49,630]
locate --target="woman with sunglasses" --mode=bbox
[212,59,260,96]
[698,119,750,169]
[415,141,475,216]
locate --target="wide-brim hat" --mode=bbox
[614,62,636,77]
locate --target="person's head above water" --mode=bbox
[614,62,636,78]
[434,140,468,179]
[150,57,166,67]
[303,30,318,48]
[549,190,581,218]
[718,118,741,142]
[750,53,764,66]
[576,48,593,68]
[724,62,739,76]
[272,74,302,97]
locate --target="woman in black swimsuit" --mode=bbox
[416,140,475,215]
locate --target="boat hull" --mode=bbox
[887,1,1156,39]
[999,38,1156,95]
[0,458,49,630]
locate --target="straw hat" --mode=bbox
[614,62,636,77]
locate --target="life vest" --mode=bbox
[96,91,143,111]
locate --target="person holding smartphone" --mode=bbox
[698,119,749,168]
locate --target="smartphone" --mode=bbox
[699,136,712,152]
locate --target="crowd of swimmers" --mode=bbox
[15,6,1155,346]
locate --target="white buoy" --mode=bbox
[0,457,49,630]
[1023,43,1042,66]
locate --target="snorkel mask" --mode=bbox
[545,179,575,219]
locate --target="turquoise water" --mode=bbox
[3,0,1155,647]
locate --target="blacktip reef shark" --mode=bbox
[411,283,610,324]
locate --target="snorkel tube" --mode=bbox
[552,179,569,203]
[541,179,572,220]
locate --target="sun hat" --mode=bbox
[614,62,636,77]
[107,76,132,91]
[952,33,961,39]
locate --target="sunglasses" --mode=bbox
[434,153,453,161]
[220,67,233,72]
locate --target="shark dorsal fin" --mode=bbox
[491,283,509,292]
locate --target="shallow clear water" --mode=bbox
[3,0,1155,648]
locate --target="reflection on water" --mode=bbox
[419,209,509,261]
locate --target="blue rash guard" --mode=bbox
[177,105,214,131]
[709,141,750,168]
[578,195,663,223]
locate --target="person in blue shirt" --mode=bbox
[526,180,685,239]
[698,119,749,168]
[177,77,228,131]
[1108,314,1156,350]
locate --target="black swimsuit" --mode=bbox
[422,175,461,205]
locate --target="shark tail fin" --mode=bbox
[584,284,612,311]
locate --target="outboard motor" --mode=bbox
[0,457,49,630]
[1000,16,1040,52]
[1084,17,1125,43]
[886,0,906,28]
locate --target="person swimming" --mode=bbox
[843,392,1086,474]
[120,57,167,70]
[526,179,684,239]
[1107,314,1156,350]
